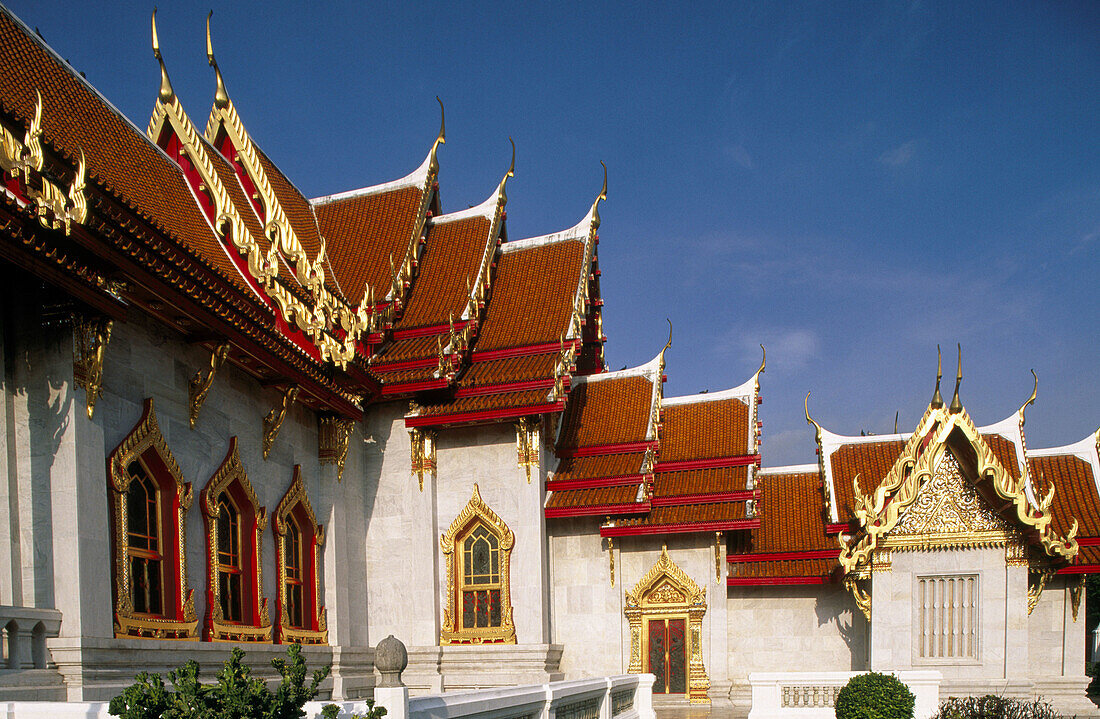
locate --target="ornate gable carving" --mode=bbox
[626,545,705,609]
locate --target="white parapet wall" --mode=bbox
[748,671,942,719]
[0,673,655,719]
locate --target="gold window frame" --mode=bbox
[625,546,710,703]
[273,466,327,645]
[107,399,198,639]
[440,485,516,645]
[200,437,272,642]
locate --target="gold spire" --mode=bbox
[434,96,446,151]
[206,11,229,109]
[930,345,943,409]
[755,344,766,378]
[948,343,962,414]
[151,9,174,103]
[1018,369,1038,425]
[805,391,823,441]
[589,160,608,226]
[658,318,673,375]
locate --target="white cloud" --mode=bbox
[878,140,916,167]
[723,143,755,170]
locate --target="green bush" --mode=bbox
[108,644,338,719]
[931,695,1055,719]
[835,672,915,719]
[351,699,388,719]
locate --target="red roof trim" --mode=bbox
[545,502,651,519]
[599,518,761,537]
[473,339,581,363]
[393,319,473,340]
[454,377,558,398]
[405,401,565,428]
[371,355,438,373]
[655,455,761,472]
[727,549,838,564]
[825,523,850,535]
[727,576,830,586]
[651,490,759,507]
[546,474,649,492]
[1057,566,1100,575]
[380,377,450,396]
[1074,537,1100,546]
[558,440,659,459]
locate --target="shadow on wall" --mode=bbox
[814,587,867,671]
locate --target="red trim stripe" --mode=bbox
[1057,566,1100,575]
[545,502,651,519]
[546,474,648,492]
[1074,537,1100,546]
[472,339,580,362]
[454,377,558,398]
[825,523,850,534]
[651,490,759,507]
[655,455,760,472]
[727,576,830,586]
[371,355,438,373]
[405,401,565,428]
[727,549,838,564]
[599,518,761,537]
[393,319,473,340]
[557,440,659,459]
[380,378,449,396]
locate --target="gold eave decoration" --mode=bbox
[625,546,710,704]
[439,484,517,645]
[263,385,299,459]
[188,342,229,429]
[460,140,514,325]
[273,467,327,645]
[201,438,272,642]
[146,12,369,369]
[410,428,437,491]
[107,399,199,640]
[319,415,355,481]
[72,313,112,419]
[566,163,606,341]
[515,418,539,483]
[0,91,89,235]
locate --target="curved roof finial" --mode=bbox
[894,411,899,434]
[1018,369,1038,425]
[206,11,229,109]
[496,137,516,200]
[948,343,963,414]
[151,8,175,103]
[930,345,944,409]
[805,391,823,439]
[434,96,446,150]
[755,344,766,378]
[588,161,608,227]
[507,136,516,179]
[657,318,672,375]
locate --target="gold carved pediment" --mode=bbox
[625,545,706,609]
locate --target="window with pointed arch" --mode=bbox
[107,399,199,639]
[440,484,516,644]
[273,467,327,644]
[200,438,272,642]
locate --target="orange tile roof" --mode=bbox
[545,485,640,510]
[373,335,439,364]
[1030,454,1100,538]
[556,375,654,450]
[314,185,425,303]
[475,241,585,351]
[0,10,248,293]
[251,143,324,260]
[731,558,834,580]
[613,501,748,527]
[370,365,440,386]
[829,440,905,520]
[412,389,553,418]
[1076,546,1100,566]
[653,466,749,497]
[752,472,832,553]
[460,354,559,388]
[552,453,647,482]
[660,398,750,461]
[983,433,1022,479]
[395,215,490,329]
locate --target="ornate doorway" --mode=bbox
[625,546,710,703]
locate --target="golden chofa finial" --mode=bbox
[658,318,673,376]
[756,344,766,377]
[948,343,963,414]
[930,345,944,409]
[206,11,229,109]
[151,8,174,103]
[805,391,823,440]
[1018,369,1038,425]
[434,96,446,150]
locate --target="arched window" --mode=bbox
[273,467,327,644]
[107,399,198,639]
[201,438,271,642]
[440,484,515,644]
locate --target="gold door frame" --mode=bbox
[625,546,710,703]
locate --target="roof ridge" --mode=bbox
[572,351,662,386]
[501,201,596,254]
[664,372,759,406]
[311,144,436,206]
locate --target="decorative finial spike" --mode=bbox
[756,344,766,377]
[507,137,515,178]
[948,343,962,413]
[206,11,229,109]
[600,160,608,201]
[1018,369,1038,425]
[894,411,899,434]
[435,96,446,146]
[930,345,944,408]
[151,9,174,103]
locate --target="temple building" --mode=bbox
[0,5,1097,716]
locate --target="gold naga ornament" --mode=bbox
[188,341,229,429]
[262,385,299,459]
[318,415,356,481]
[72,313,112,420]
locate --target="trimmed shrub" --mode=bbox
[108,644,338,719]
[931,695,1056,719]
[835,672,915,719]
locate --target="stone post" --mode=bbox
[374,635,409,719]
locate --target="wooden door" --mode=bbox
[646,617,687,695]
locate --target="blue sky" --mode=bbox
[11,1,1098,466]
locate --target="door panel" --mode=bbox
[648,619,668,694]
[646,618,687,695]
[667,618,687,694]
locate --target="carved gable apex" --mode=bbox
[888,451,1015,549]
